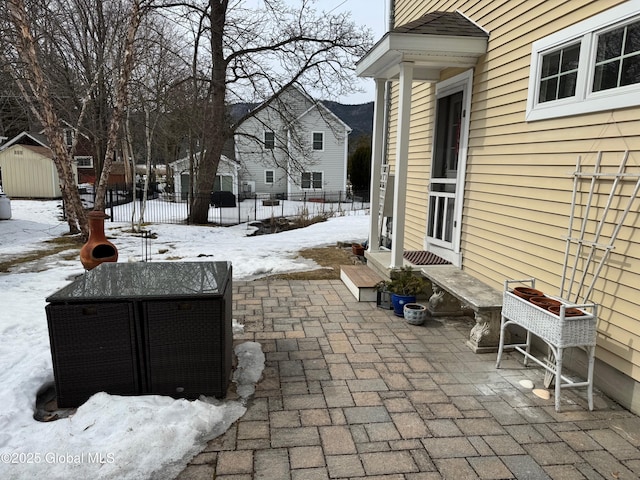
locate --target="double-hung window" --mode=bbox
[302,171,323,189]
[265,170,274,184]
[312,132,324,151]
[526,3,640,121]
[264,131,275,150]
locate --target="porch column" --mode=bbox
[368,78,387,253]
[390,61,413,268]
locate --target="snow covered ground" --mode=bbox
[0,199,369,479]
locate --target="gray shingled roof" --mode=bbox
[392,11,488,38]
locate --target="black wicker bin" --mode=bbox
[45,261,232,408]
[143,293,232,399]
[45,302,140,408]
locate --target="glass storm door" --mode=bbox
[427,90,463,249]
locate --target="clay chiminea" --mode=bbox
[80,210,118,270]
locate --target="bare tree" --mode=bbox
[164,0,372,223]
[126,16,190,229]
[50,0,131,186]
[2,0,149,235]
[3,0,371,228]
[93,0,147,211]
[4,0,87,234]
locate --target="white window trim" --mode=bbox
[526,2,640,122]
[264,169,275,184]
[264,131,275,150]
[312,131,324,151]
[301,171,323,190]
[74,156,94,168]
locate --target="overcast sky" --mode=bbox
[329,0,390,104]
[239,0,390,104]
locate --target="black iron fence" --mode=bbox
[93,187,370,225]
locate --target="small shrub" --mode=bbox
[377,266,428,296]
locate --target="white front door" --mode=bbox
[426,71,473,265]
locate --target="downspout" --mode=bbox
[286,128,292,197]
[233,136,241,198]
[344,127,349,194]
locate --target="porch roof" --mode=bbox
[355,11,489,81]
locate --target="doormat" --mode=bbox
[403,250,451,265]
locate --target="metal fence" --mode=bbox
[101,189,370,226]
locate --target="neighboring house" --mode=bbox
[357,1,640,413]
[0,127,99,197]
[234,86,352,198]
[169,153,240,201]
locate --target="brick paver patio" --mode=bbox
[176,278,640,479]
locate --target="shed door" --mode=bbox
[180,174,190,201]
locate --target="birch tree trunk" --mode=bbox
[93,0,144,212]
[7,0,87,236]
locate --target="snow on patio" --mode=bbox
[0,199,368,479]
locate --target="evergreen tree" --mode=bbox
[348,135,371,195]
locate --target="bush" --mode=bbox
[377,266,428,296]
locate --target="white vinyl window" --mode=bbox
[526,2,640,121]
[265,170,274,184]
[75,156,93,167]
[264,131,275,149]
[593,21,640,92]
[312,132,324,151]
[538,43,581,103]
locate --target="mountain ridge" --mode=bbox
[229,100,374,141]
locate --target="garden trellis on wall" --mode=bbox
[561,150,640,304]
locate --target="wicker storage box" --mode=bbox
[46,302,140,408]
[143,293,232,399]
[46,261,232,407]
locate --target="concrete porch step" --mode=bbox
[340,265,384,302]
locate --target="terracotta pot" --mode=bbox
[549,305,586,317]
[512,286,544,300]
[529,296,562,310]
[80,210,118,270]
[352,243,365,256]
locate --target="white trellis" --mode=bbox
[561,151,640,304]
[497,151,640,411]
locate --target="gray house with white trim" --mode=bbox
[234,86,352,198]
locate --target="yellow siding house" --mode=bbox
[357,0,640,413]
